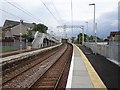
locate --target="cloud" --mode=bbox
[0,0,119,39]
[95,9,118,38]
[111,20,118,26]
[55,9,118,39]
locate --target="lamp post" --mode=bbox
[89,3,97,55]
[95,22,97,45]
[85,21,89,42]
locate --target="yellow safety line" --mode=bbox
[74,44,107,89]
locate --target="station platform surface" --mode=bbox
[66,44,107,89]
[78,44,120,89]
[0,44,61,64]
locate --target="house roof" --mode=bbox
[110,31,120,37]
[22,22,34,28]
[2,20,34,30]
[3,20,19,30]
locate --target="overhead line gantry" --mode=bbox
[57,25,85,44]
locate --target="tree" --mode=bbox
[97,37,104,42]
[77,33,89,44]
[77,33,104,43]
[32,23,48,33]
[22,29,33,42]
[22,23,48,42]
[89,35,94,41]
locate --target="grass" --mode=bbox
[0,46,19,53]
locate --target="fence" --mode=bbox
[84,42,120,66]
[1,40,31,52]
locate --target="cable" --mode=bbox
[5,0,61,25]
[50,0,63,23]
[4,0,62,26]
[5,0,43,23]
[9,1,44,23]
[40,0,61,25]
[0,8,24,20]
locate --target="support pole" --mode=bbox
[82,26,84,45]
[20,20,23,51]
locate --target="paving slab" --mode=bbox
[78,44,120,89]
[70,44,93,88]
[66,44,107,89]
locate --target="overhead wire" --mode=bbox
[5,0,62,25]
[50,0,63,24]
[9,0,44,23]
[4,0,44,23]
[3,0,64,26]
[40,0,61,25]
[0,8,26,20]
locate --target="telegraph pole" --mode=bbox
[82,26,84,45]
[20,20,23,51]
[85,21,89,42]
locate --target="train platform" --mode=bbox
[66,44,107,89]
[78,44,120,89]
[0,44,61,64]
[1,43,119,89]
[0,48,32,57]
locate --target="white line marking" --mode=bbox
[66,50,74,89]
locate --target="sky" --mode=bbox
[0,0,119,38]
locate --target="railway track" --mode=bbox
[2,45,63,84]
[2,43,73,89]
[30,43,73,89]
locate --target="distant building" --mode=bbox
[2,20,35,39]
[107,31,120,45]
[0,27,2,40]
[108,31,120,42]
